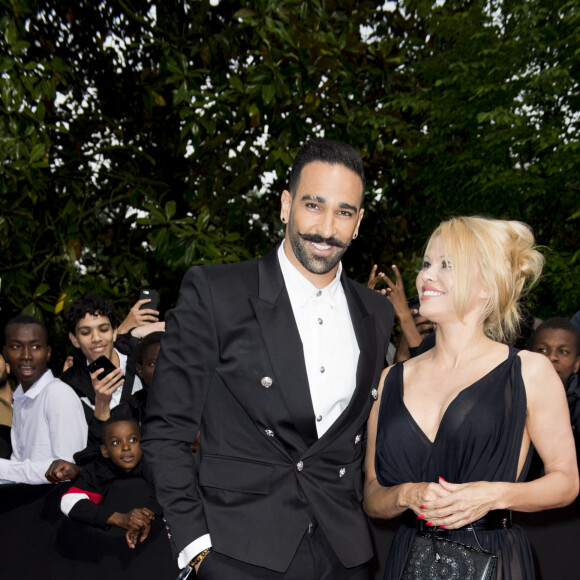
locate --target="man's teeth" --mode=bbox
[312,242,331,250]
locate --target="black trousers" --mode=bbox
[195,521,368,580]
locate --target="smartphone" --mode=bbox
[88,355,121,382]
[407,295,420,317]
[139,289,159,311]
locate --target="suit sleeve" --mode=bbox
[141,266,219,556]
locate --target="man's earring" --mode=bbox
[353,232,358,239]
[281,217,286,223]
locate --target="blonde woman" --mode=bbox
[364,216,579,579]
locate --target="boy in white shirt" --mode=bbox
[0,316,87,485]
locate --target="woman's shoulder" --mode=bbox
[516,348,554,372]
[516,349,563,399]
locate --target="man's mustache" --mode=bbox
[299,233,349,249]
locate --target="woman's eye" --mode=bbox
[422,260,431,269]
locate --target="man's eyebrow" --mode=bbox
[339,202,358,212]
[77,323,110,331]
[301,195,325,204]
[301,195,359,213]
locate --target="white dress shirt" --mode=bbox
[277,242,359,437]
[178,245,359,567]
[0,369,88,485]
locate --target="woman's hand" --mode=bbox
[405,481,452,516]
[419,477,501,529]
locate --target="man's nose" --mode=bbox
[316,211,336,239]
[21,346,32,360]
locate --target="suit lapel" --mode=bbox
[250,250,319,448]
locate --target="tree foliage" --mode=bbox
[1,0,578,363]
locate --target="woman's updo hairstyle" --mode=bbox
[426,216,544,344]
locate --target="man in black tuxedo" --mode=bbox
[142,139,394,579]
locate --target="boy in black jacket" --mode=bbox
[60,415,160,548]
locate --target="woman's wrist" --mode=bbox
[397,482,415,511]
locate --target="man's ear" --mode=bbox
[280,190,292,224]
[5,361,10,375]
[69,332,80,349]
[353,208,364,239]
[573,355,580,375]
[100,444,109,459]
[46,345,51,362]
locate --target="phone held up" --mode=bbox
[88,355,122,383]
[139,289,159,311]
[407,295,420,318]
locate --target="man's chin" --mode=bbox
[303,252,343,275]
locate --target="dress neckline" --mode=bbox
[399,346,517,445]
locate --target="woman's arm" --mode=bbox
[501,351,579,510]
[363,366,449,520]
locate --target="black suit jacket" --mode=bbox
[142,249,394,572]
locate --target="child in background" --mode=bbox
[531,317,580,462]
[60,415,160,548]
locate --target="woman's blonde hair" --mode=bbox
[426,216,544,344]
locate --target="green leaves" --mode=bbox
[1,0,579,366]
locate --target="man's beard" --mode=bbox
[288,222,349,276]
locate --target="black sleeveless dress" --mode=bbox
[375,347,535,580]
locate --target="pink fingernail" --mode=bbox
[439,476,446,482]
[417,514,424,520]
[440,526,445,529]
[426,522,433,526]
[420,505,425,509]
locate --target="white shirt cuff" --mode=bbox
[177,534,212,569]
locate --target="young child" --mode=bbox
[60,415,160,548]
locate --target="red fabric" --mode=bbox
[63,486,103,504]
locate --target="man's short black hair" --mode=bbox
[138,331,164,364]
[101,414,140,444]
[65,294,118,335]
[4,315,48,344]
[532,317,580,356]
[288,139,366,204]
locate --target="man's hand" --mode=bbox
[45,459,82,483]
[62,355,74,374]
[118,299,160,335]
[91,367,124,421]
[367,264,387,295]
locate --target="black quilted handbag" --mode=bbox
[399,528,497,580]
